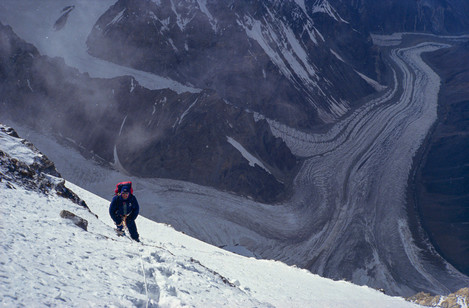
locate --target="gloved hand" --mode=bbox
[115,223,125,236]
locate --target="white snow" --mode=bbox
[238,12,348,123]
[0,131,40,165]
[330,48,345,62]
[312,0,349,23]
[355,70,387,92]
[170,0,194,31]
[178,98,199,125]
[130,77,136,93]
[240,7,319,84]
[112,145,129,175]
[280,20,318,81]
[0,127,421,307]
[226,136,271,174]
[238,16,292,80]
[107,9,126,27]
[118,115,127,136]
[293,0,307,16]
[196,0,217,32]
[26,79,33,92]
[236,3,352,123]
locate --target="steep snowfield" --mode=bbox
[0,127,420,307]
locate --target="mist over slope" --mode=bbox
[0,20,297,204]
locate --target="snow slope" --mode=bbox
[0,126,420,307]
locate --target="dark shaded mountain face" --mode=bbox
[331,0,469,34]
[0,23,297,203]
[86,0,380,128]
[416,42,469,276]
[1,0,389,203]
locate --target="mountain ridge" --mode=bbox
[86,0,380,127]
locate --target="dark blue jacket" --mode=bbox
[109,194,140,224]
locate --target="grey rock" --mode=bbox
[0,124,89,209]
[60,210,88,231]
[406,287,469,307]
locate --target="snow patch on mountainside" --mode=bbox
[237,8,350,123]
[293,0,307,15]
[330,48,345,62]
[355,70,387,92]
[312,0,349,23]
[108,8,126,27]
[227,136,271,174]
[196,0,217,32]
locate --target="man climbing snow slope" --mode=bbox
[109,183,140,242]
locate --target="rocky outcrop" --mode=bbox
[60,210,88,231]
[0,124,88,209]
[406,287,469,307]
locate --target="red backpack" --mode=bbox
[115,181,133,195]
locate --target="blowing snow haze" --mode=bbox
[1,0,469,299]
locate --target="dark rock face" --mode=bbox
[86,0,379,128]
[117,90,297,202]
[53,6,75,31]
[416,42,469,276]
[330,0,469,34]
[0,22,297,203]
[0,124,88,209]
